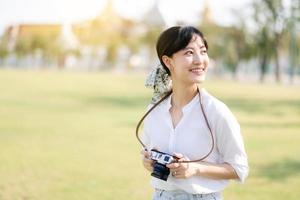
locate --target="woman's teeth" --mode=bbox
[190,68,203,72]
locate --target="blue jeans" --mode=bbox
[152,189,222,200]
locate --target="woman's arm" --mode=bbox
[193,162,238,180]
[167,154,238,180]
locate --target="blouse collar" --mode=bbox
[164,88,204,114]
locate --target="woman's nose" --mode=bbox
[193,53,203,64]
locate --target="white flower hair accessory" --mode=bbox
[145,65,172,104]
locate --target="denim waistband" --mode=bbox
[154,188,222,200]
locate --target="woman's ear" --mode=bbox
[162,55,172,71]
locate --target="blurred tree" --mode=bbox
[31,35,47,51]
[14,38,31,59]
[200,19,255,78]
[252,0,287,82]
[138,0,166,69]
[140,27,161,52]
[224,26,256,79]
[287,0,300,83]
[0,39,9,66]
[199,0,256,78]
[13,33,71,68]
[45,37,64,68]
[73,0,127,69]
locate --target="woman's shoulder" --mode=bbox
[146,103,155,111]
[202,90,240,130]
[144,99,167,121]
[202,89,233,118]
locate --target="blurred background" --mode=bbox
[0,0,299,82]
[0,0,300,200]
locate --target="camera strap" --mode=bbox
[136,87,215,163]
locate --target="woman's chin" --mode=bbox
[192,75,206,83]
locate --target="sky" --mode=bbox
[0,0,252,35]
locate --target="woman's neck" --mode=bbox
[171,82,199,109]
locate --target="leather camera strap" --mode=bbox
[136,87,214,163]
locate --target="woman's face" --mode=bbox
[163,34,209,85]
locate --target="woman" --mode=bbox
[139,26,249,200]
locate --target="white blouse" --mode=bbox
[142,88,249,194]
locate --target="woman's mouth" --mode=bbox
[189,68,205,75]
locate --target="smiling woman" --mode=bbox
[138,26,249,200]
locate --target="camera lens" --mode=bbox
[151,162,170,181]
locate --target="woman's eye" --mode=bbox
[185,51,193,55]
[201,50,207,54]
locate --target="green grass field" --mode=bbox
[0,69,299,200]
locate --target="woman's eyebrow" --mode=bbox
[183,47,194,50]
[183,45,206,50]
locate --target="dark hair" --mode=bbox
[156,26,208,75]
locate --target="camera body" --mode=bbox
[149,149,177,181]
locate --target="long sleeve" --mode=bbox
[215,106,249,183]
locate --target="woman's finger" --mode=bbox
[173,152,184,159]
[167,162,179,169]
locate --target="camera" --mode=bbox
[149,149,178,181]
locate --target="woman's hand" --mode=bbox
[167,153,199,179]
[141,149,154,172]
[167,153,240,180]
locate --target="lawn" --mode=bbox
[0,69,299,200]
